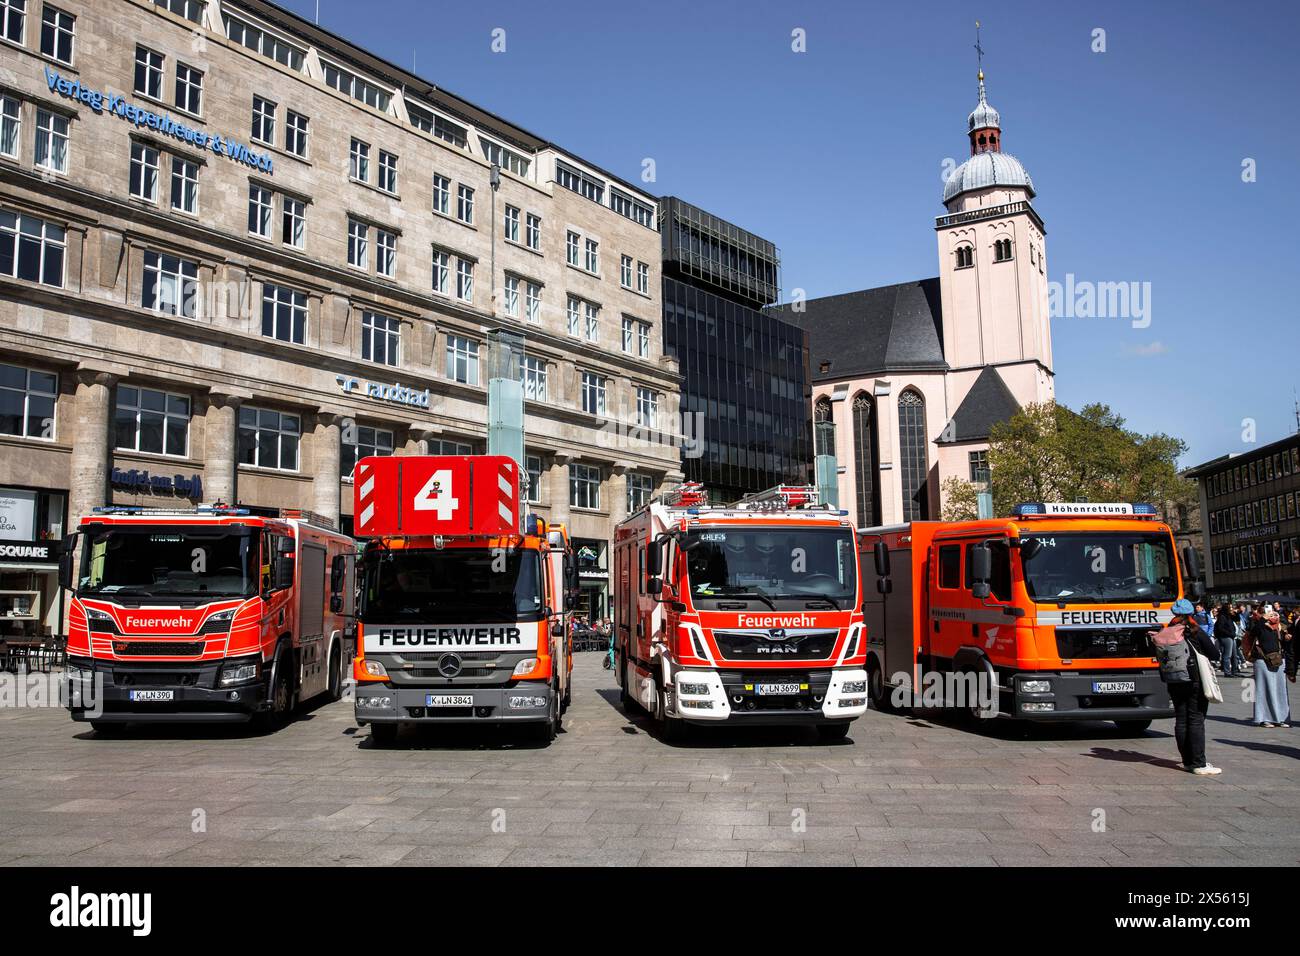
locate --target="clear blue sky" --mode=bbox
[283,0,1300,467]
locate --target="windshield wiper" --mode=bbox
[802,595,842,610]
[717,587,777,611]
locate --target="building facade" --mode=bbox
[659,197,810,503]
[769,70,1054,528]
[0,0,683,635]
[1186,434,1300,601]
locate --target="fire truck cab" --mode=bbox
[61,506,355,731]
[613,483,868,741]
[859,502,1203,730]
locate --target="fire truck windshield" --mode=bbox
[1019,531,1178,604]
[77,527,256,598]
[683,527,857,608]
[361,548,544,624]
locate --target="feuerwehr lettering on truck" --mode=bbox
[365,624,530,650]
[1036,609,1173,627]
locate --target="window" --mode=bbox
[897,389,929,521]
[247,183,272,237]
[34,108,67,173]
[0,363,56,440]
[407,100,468,148]
[0,0,24,43]
[555,159,604,203]
[281,196,304,248]
[620,254,632,288]
[347,219,368,269]
[456,184,474,224]
[456,258,473,301]
[524,454,543,504]
[520,354,547,401]
[431,248,449,294]
[503,274,519,317]
[285,110,308,157]
[993,237,1013,262]
[627,473,654,513]
[478,136,531,177]
[223,11,304,70]
[636,261,649,295]
[584,301,599,343]
[621,318,651,358]
[129,142,160,201]
[525,282,541,324]
[429,439,474,456]
[853,393,880,528]
[114,385,188,457]
[567,295,581,337]
[0,209,64,287]
[238,407,299,471]
[174,62,203,114]
[610,188,653,227]
[637,321,650,358]
[349,138,369,182]
[362,311,400,366]
[40,4,74,63]
[504,204,519,243]
[251,95,275,144]
[378,150,398,193]
[376,228,396,278]
[170,156,198,213]
[969,449,990,484]
[585,238,599,273]
[142,250,198,317]
[432,174,450,215]
[260,283,306,344]
[134,46,164,100]
[525,213,541,250]
[321,60,390,111]
[636,388,657,429]
[570,462,601,510]
[340,424,393,479]
[955,245,974,269]
[621,317,634,353]
[938,545,961,589]
[565,231,580,267]
[157,0,205,23]
[581,372,606,415]
[0,94,18,158]
[445,335,479,385]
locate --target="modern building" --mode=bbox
[768,70,1053,527]
[0,0,684,636]
[1185,434,1300,601]
[659,197,811,503]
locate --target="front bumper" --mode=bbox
[354,681,552,725]
[1010,669,1173,721]
[65,656,268,723]
[669,667,868,724]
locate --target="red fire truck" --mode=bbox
[350,454,579,746]
[612,483,867,740]
[858,502,1203,730]
[61,506,355,732]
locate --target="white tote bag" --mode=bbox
[1193,647,1224,703]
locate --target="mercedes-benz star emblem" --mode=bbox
[437,653,463,678]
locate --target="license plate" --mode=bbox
[129,690,174,702]
[426,695,474,707]
[755,683,801,696]
[1092,681,1136,694]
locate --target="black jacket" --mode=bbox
[1181,622,1220,690]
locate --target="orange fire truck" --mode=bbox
[61,506,355,732]
[858,502,1205,730]
[612,483,867,740]
[350,454,579,746]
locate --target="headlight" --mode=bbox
[677,681,709,696]
[206,608,237,624]
[84,606,112,622]
[219,659,261,686]
[511,658,540,678]
[841,680,867,694]
[361,659,388,678]
[357,695,393,710]
[1021,701,1055,713]
[1020,679,1052,694]
[508,695,547,709]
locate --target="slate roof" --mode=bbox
[767,278,947,383]
[937,366,1023,444]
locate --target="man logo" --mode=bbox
[437,653,463,678]
[767,628,787,642]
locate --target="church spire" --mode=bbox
[967,22,1001,155]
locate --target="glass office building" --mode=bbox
[659,198,811,502]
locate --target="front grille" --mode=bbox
[1055,627,1154,660]
[711,629,838,661]
[113,641,206,657]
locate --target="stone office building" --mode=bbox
[0,0,682,631]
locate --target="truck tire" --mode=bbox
[326,641,344,702]
[1114,719,1152,735]
[369,723,398,747]
[817,722,851,742]
[617,653,634,712]
[868,660,894,712]
[254,644,293,733]
[526,681,560,743]
[657,687,687,742]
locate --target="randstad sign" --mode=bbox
[43,68,274,174]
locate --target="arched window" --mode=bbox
[955,245,973,269]
[814,397,832,423]
[994,237,1013,262]
[897,389,929,521]
[852,393,881,527]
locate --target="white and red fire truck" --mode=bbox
[61,506,355,732]
[350,454,579,746]
[612,483,867,740]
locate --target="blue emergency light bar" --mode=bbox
[1012,502,1158,518]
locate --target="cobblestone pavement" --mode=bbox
[0,655,1296,866]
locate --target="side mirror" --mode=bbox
[1182,545,1202,582]
[330,554,347,594]
[329,595,343,613]
[647,577,663,596]
[551,623,565,638]
[876,577,892,595]
[58,533,77,592]
[969,543,992,600]
[645,538,663,577]
[873,541,891,577]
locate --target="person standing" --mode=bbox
[1214,603,1240,677]
[1247,610,1291,728]
[1153,599,1223,775]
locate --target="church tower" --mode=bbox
[935,68,1054,407]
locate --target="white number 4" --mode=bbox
[414,469,459,521]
